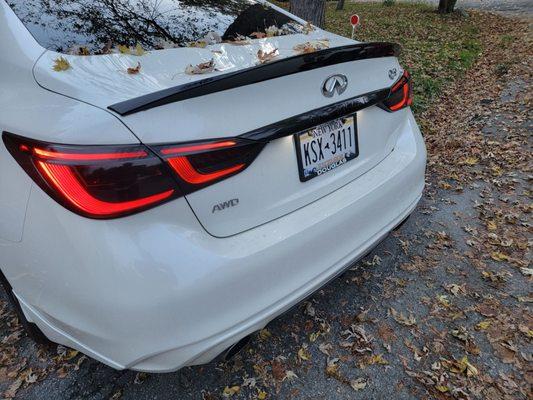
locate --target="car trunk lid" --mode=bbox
[33,35,404,237]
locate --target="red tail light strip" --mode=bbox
[161,141,237,156]
[167,157,245,184]
[33,147,148,161]
[36,161,174,216]
[389,84,410,111]
[381,70,413,112]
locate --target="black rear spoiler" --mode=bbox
[108,42,401,116]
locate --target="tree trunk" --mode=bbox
[438,0,458,13]
[289,0,327,28]
[336,0,345,11]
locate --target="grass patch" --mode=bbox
[272,2,485,114]
[323,2,483,113]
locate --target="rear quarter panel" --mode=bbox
[0,0,139,242]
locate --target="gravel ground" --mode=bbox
[1,3,531,400]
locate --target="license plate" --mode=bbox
[294,115,358,182]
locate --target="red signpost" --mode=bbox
[350,14,360,39]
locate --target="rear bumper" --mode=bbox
[2,111,426,372]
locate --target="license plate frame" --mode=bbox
[294,114,359,182]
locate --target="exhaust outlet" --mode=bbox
[223,335,252,361]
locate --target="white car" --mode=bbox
[0,0,426,372]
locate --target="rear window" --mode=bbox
[7,0,304,54]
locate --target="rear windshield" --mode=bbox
[7,0,304,54]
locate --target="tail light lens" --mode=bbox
[381,70,413,112]
[3,133,178,218]
[3,132,264,219]
[152,139,264,193]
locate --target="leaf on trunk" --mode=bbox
[257,48,279,64]
[68,45,90,56]
[52,57,71,72]
[127,62,142,75]
[265,25,282,37]
[303,21,315,34]
[293,40,329,54]
[185,59,215,75]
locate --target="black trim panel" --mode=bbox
[108,42,400,116]
[239,88,391,142]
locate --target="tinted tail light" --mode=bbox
[381,70,413,112]
[152,139,264,193]
[3,133,177,218]
[3,132,264,219]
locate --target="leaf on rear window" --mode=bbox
[101,40,113,55]
[52,56,71,72]
[265,25,283,37]
[117,43,145,56]
[185,59,216,75]
[225,34,251,46]
[135,43,145,56]
[187,41,208,48]
[293,40,330,54]
[257,48,279,64]
[251,31,267,39]
[117,44,131,54]
[127,62,141,75]
[68,45,90,56]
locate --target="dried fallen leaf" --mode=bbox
[134,371,148,384]
[463,157,479,165]
[185,59,215,75]
[435,385,449,393]
[350,377,367,391]
[490,251,509,262]
[298,346,311,361]
[250,32,266,39]
[303,21,315,34]
[52,56,71,72]
[475,319,492,330]
[222,386,240,397]
[257,48,279,64]
[487,220,498,231]
[293,40,329,54]
[187,41,207,48]
[265,25,282,37]
[135,43,145,56]
[325,357,339,375]
[117,44,131,54]
[283,370,298,381]
[4,377,22,398]
[127,62,141,75]
[69,45,90,56]
[271,360,285,381]
[319,342,333,356]
[389,307,416,326]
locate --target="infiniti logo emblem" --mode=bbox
[322,74,348,98]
